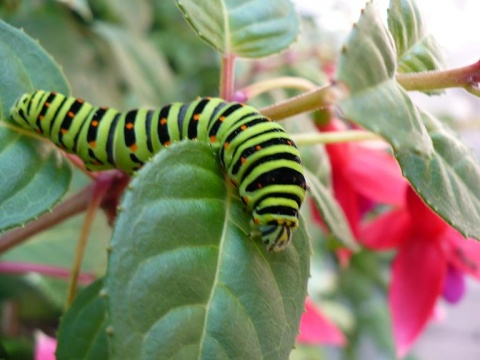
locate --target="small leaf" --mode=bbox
[388,0,446,74]
[105,141,310,359]
[56,279,109,360]
[336,1,432,155]
[0,19,69,117]
[176,0,299,58]
[305,169,358,250]
[0,127,71,232]
[395,110,480,240]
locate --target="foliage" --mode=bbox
[0,0,479,359]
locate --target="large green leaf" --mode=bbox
[395,110,480,240]
[336,1,432,156]
[176,0,299,58]
[105,141,310,359]
[56,279,109,360]
[388,0,446,74]
[0,19,71,231]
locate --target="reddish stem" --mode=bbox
[0,261,95,284]
[220,53,236,100]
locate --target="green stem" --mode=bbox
[396,60,480,95]
[291,130,383,146]
[239,76,317,100]
[259,82,349,120]
[220,53,236,100]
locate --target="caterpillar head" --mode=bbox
[257,224,293,252]
[10,92,36,129]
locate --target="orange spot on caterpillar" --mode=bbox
[240,125,247,131]
[45,102,50,107]
[255,145,261,151]
[36,128,42,134]
[164,140,171,147]
[160,118,167,125]
[257,183,263,189]
[91,120,99,127]
[130,144,138,152]
[219,116,226,122]
[126,123,134,130]
[241,157,247,164]
[78,98,84,103]
[68,111,74,118]
[209,135,216,142]
[39,115,45,121]
[287,140,293,146]
[61,128,68,134]
[89,141,96,148]
[253,218,260,225]
[243,196,249,204]
[193,114,200,121]
[224,142,229,150]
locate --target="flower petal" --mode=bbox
[406,187,448,237]
[359,209,411,250]
[346,146,407,206]
[297,298,346,346]
[35,331,56,360]
[390,238,446,358]
[444,229,480,279]
[442,265,466,304]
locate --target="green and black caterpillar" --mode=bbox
[10,90,307,251]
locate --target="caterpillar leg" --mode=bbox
[250,224,293,252]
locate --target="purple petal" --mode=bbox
[442,265,466,304]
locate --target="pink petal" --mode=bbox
[444,229,480,279]
[406,187,448,237]
[35,331,56,360]
[332,169,361,237]
[390,238,446,358]
[359,209,411,250]
[346,146,407,206]
[297,298,346,346]
[442,265,466,304]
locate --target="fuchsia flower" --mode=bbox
[34,331,56,360]
[312,120,406,238]
[297,298,346,346]
[360,186,480,358]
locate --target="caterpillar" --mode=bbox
[9,90,307,251]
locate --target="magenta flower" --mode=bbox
[297,298,346,346]
[34,331,56,360]
[360,186,480,358]
[312,120,407,238]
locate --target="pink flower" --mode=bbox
[312,120,407,238]
[360,186,480,358]
[34,331,56,360]
[297,298,346,346]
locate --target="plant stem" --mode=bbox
[396,60,480,95]
[259,82,349,120]
[237,77,317,101]
[66,176,112,307]
[291,130,383,146]
[0,186,95,254]
[220,53,236,100]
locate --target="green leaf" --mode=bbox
[388,0,446,74]
[176,0,299,58]
[56,279,109,360]
[0,127,71,232]
[0,19,71,231]
[305,169,358,250]
[0,19,69,117]
[336,1,432,155]
[395,110,480,240]
[105,141,310,359]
